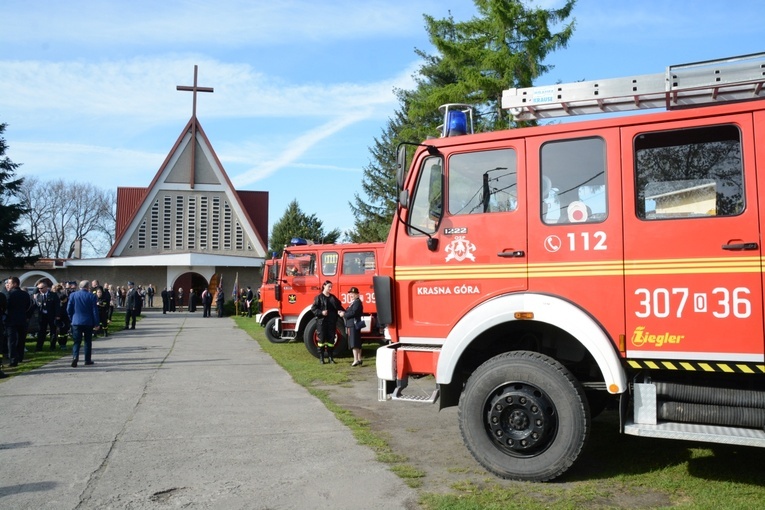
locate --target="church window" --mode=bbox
[235,221,243,250]
[200,196,208,249]
[212,197,220,250]
[175,195,184,249]
[151,200,159,248]
[224,202,232,250]
[138,220,146,249]
[163,196,172,249]
[187,196,196,249]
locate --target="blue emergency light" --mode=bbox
[438,103,474,137]
[446,110,467,136]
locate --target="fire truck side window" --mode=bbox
[342,251,374,275]
[322,252,338,276]
[267,262,280,284]
[448,148,517,215]
[408,157,443,235]
[634,124,743,219]
[286,254,316,276]
[541,137,606,224]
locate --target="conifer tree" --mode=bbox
[0,122,38,268]
[269,199,341,256]
[349,0,576,240]
[347,108,409,243]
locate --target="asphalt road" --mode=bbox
[0,312,418,509]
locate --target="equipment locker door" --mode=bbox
[394,142,527,339]
[622,115,764,362]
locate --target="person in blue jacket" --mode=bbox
[67,280,101,367]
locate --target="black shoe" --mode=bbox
[130,327,135,330]
[124,327,130,330]
[71,360,78,368]
[84,361,94,366]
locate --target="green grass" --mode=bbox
[2,311,131,378]
[234,316,765,510]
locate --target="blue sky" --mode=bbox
[1,0,764,242]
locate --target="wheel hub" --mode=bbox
[486,383,555,455]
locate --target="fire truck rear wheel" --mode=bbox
[303,318,348,358]
[458,350,590,482]
[264,317,289,344]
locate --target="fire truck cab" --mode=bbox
[255,256,280,326]
[375,53,765,482]
[257,239,385,357]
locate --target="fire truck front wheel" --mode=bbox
[303,318,348,358]
[264,317,289,344]
[458,351,590,482]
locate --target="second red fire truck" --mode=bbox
[256,239,385,357]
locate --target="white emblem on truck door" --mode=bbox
[445,236,476,262]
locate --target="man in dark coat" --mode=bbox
[35,281,61,351]
[124,282,139,330]
[5,276,32,367]
[202,288,213,317]
[245,286,254,317]
[161,287,169,314]
[67,280,100,367]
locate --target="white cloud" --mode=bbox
[11,141,164,188]
[1,1,432,48]
[232,110,371,187]
[0,56,417,126]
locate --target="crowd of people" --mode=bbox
[0,277,153,376]
[1,277,264,378]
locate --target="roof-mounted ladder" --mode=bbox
[502,52,765,121]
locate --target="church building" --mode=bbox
[9,66,268,302]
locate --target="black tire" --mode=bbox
[264,317,289,344]
[303,317,348,358]
[458,351,590,482]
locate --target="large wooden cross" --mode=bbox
[177,65,213,189]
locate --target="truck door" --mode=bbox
[622,116,764,362]
[525,131,626,341]
[282,249,320,319]
[337,247,378,311]
[394,143,527,339]
[259,259,280,313]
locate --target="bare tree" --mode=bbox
[19,178,117,258]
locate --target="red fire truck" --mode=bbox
[374,53,765,482]
[256,239,385,357]
[256,256,280,325]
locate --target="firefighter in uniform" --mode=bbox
[310,280,345,364]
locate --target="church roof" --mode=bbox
[108,115,268,258]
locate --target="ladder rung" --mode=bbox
[503,52,765,120]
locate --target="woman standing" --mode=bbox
[343,287,364,366]
[309,281,345,364]
[95,287,110,337]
